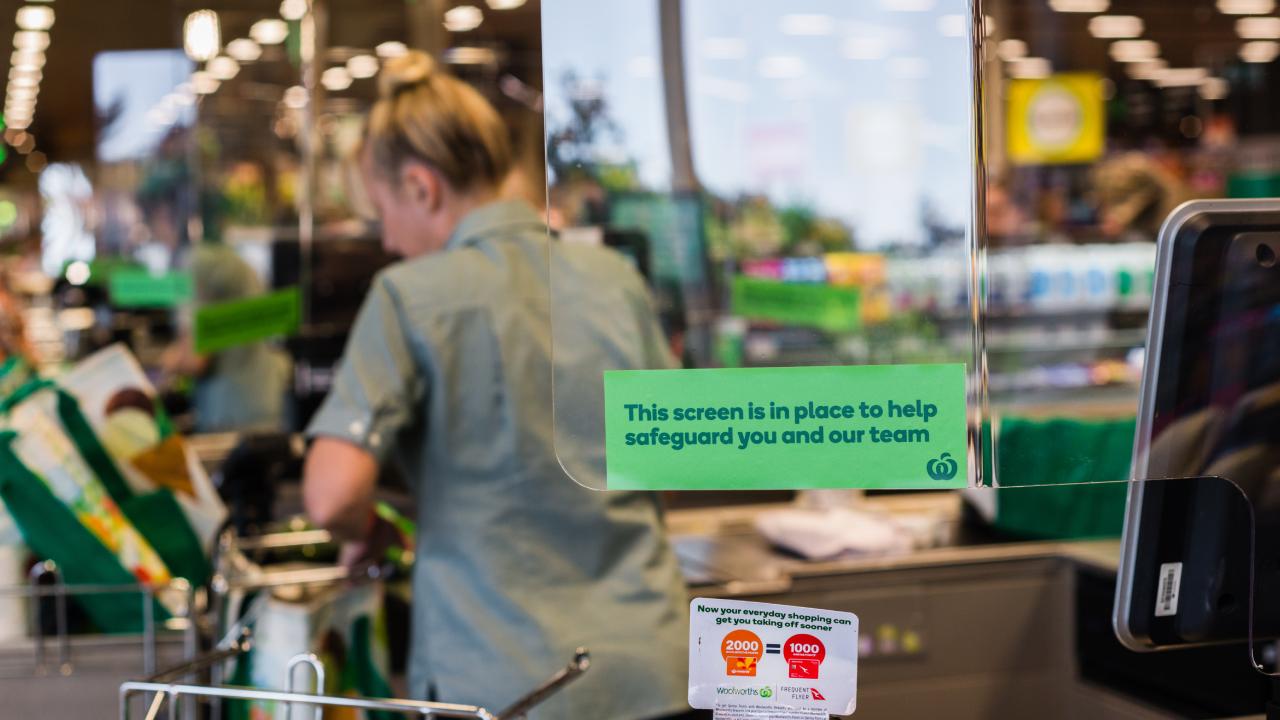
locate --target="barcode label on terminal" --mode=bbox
[1155,562,1182,617]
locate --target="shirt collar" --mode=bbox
[445,200,546,251]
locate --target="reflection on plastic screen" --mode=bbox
[542,0,985,490]
[963,478,1259,679]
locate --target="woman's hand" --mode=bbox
[339,512,409,579]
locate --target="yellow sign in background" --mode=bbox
[1007,73,1105,165]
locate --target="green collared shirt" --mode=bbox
[308,201,689,719]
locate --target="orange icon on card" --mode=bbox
[721,629,764,677]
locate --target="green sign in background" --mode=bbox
[604,364,967,490]
[731,276,861,333]
[194,287,301,354]
[108,270,193,308]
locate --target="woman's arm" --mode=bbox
[303,437,380,541]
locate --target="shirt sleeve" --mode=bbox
[306,274,424,463]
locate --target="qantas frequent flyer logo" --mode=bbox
[721,629,764,676]
[784,634,827,679]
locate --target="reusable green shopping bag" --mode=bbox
[0,430,165,633]
[992,416,1134,540]
[0,356,34,401]
[1,380,209,585]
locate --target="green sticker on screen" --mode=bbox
[603,364,967,490]
[194,287,301,354]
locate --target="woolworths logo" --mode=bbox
[716,686,776,699]
[927,452,959,481]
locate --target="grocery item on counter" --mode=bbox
[226,579,393,720]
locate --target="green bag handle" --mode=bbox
[1,379,136,504]
[0,431,168,633]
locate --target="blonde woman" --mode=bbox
[303,52,691,718]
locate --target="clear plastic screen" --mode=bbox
[542,0,987,490]
[1114,202,1280,675]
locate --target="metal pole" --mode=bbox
[968,0,991,488]
[657,0,698,194]
[142,588,156,676]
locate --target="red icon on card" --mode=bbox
[811,688,827,701]
[783,634,827,679]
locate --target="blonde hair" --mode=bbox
[364,51,513,193]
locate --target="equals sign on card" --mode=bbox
[766,644,781,655]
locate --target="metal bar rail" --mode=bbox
[120,646,592,720]
[0,561,197,678]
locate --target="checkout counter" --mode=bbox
[666,492,1271,720]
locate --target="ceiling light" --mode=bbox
[781,14,835,36]
[7,87,36,102]
[182,11,219,62]
[191,71,220,94]
[1008,57,1052,78]
[879,0,935,10]
[936,14,967,38]
[14,31,50,52]
[1089,15,1143,38]
[207,56,240,81]
[279,0,308,21]
[843,36,890,60]
[15,6,55,31]
[250,19,289,45]
[6,117,30,130]
[486,0,527,8]
[1236,16,1280,38]
[376,41,408,59]
[444,47,498,65]
[226,38,262,62]
[758,55,806,79]
[1155,68,1210,87]
[283,85,308,109]
[984,15,996,37]
[16,134,34,154]
[1200,77,1230,100]
[26,151,46,173]
[1217,0,1275,13]
[9,65,41,80]
[346,54,379,79]
[889,57,929,79]
[8,75,38,89]
[702,37,748,60]
[997,39,1027,61]
[1109,39,1160,62]
[1049,0,1109,10]
[320,66,352,90]
[1126,58,1168,79]
[5,103,34,117]
[10,54,44,73]
[1240,39,1280,62]
[443,6,483,32]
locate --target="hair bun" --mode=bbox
[378,50,436,99]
